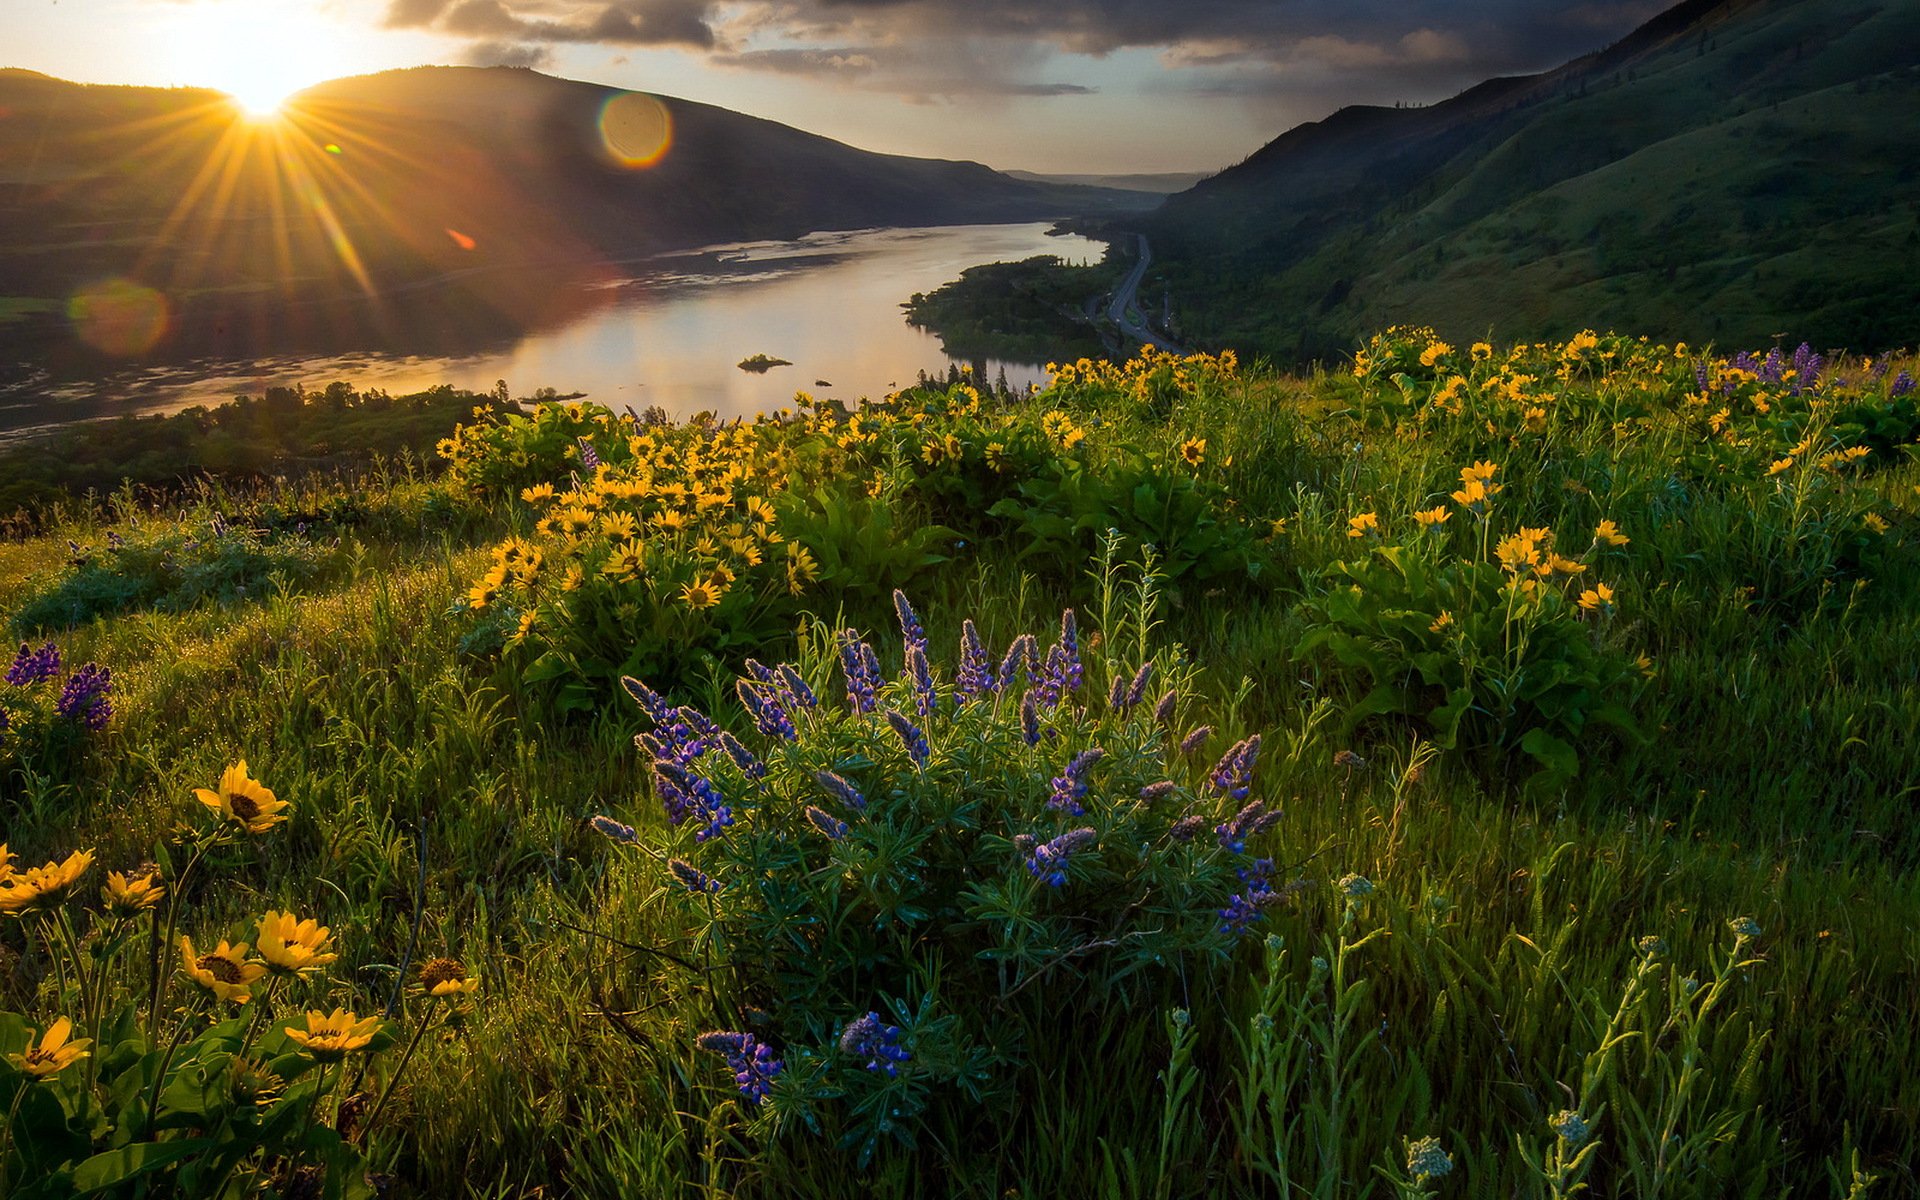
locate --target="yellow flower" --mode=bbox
[745,496,777,525]
[1462,460,1500,484]
[554,506,595,537]
[599,511,638,540]
[519,482,556,506]
[602,541,648,584]
[256,911,339,979]
[1578,582,1617,612]
[195,762,290,834]
[681,580,722,609]
[8,1016,90,1079]
[1594,519,1630,546]
[418,956,479,998]
[1180,438,1207,467]
[1767,457,1794,476]
[102,869,164,915]
[1412,506,1450,527]
[1864,512,1889,535]
[284,1008,382,1061]
[1428,611,1453,633]
[1495,528,1548,572]
[1267,517,1289,538]
[1543,553,1587,577]
[1470,342,1493,362]
[1347,512,1380,538]
[653,509,689,534]
[0,850,96,916]
[1419,341,1453,368]
[181,936,267,1004]
[1635,653,1656,678]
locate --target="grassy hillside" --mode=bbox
[2,331,1917,1196]
[1151,0,1920,362]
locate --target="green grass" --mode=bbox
[3,337,1918,1197]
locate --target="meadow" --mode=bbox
[2,332,1917,1198]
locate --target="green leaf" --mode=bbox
[71,1138,218,1192]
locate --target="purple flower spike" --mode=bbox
[1207,735,1262,801]
[1022,827,1097,887]
[1180,725,1213,756]
[1056,610,1083,693]
[777,664,818,710]
[905,644,937,718]
[1153,689,1178,725]
[957,620,993,701]
[1048,747,1105,815]
[1123,661,1155,709]
[55,663,112,731]
[887,709,929,768]
[577,436,601,471]
[6,642,62,688]
[816,769,866,810]
[737,679,798,742]
[669,857,722,893]
[805,805,850,840]
[1167,814,1207,843]
[591,814,638,844]
[717,731,767,780]
[838,632,882,715]
[893,589,927,654]
[1215,799,1281,854]
[1019,689,1041,747]
[1892,371,1914,399]
[840,1012,911,1077]
[997,634,1039,694]
[696,1031,783,1104]
[1138,780,1177,802]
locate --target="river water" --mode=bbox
[1,223,1103,441]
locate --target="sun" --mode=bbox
[157,1,355,114]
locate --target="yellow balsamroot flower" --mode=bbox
[419,956,479,998]
[1180,438,1207,467]
[519,482,556,505]
[1429,611,1454,633]
[1767,457,1795,476]
[0,849,96,916]
[681,580,722,610]
[1578,582,1617,612]
[0,843,12,883]
[102,869,164,915]
[745,495,776,525]
[1347,512,1380,539]
[196,762,290,834]
[285,1008,382,1062]
[1594,519,1630,547]
[1462,460,1500,484]
[1470,342,1493,362]
[181,936,267,1004]
[257,911,339,979]
[1412,507,1450,527]
[1419,341,1453,368]
[9,1016,90,1079]
[1863,512,1889,535]
[1495,529,1548,573]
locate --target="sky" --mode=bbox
[5,0,1669,174]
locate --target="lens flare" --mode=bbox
[598,92,672,169]
[67,280,169,356]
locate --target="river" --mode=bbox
[0,223,1104,442]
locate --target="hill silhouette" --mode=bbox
[0,66,1147,382]
[1148,0,1920,361]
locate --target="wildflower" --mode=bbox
[904,644,937,718]
[1470,341,1493,361]
[285,1008,382,1061]
[1428,611,1453,633]
[418,956,478,997]
[655,762,732,841]
[1419,341,1453,368]
[715,731,766,780]
[54,663,112,730]
[1167,814,1207,842]
[1727,916,1762,941]
[180,936,266,1004]
[1864,512,1889,535]
[1333,749,1366,769]
[887,709,930,768]
[1021,827,1097,887]
[805,805,850,840]
[520,482,556,505]
[1405,1136,1453,1182]
[1578,583,1616,612]
[736,680,798,741]
[1594,519,1630,546]
[576,437,602,471]
[838,633,882,715]
[1767,457,1795,476]
[1552,1109,1591,1146]
[1338,873,1375,898]
[1207,735,1262,801]
[681,579,722,609]
[1180,725,1213,756]
[785,545,819,595]
[6,641,61,686]
[8,1016,90,1079]
[1020,689,1042,746]
[1154,688,1178,724]
[668,858,723,894]
[196,762,290,834]
[1048,747,1105,815]
[997,633,1038,693]
[697,1030,783,1103]
[1180,437,1206,466]
[1139,780,1178,802]
[1636,934,1669,959]
[893,589,928,654]
[1052,610,1083,696]
[1215,799,1280,854]
[1347,511,1380,539]
[1412,506,1450,527]
[591,814,639,844]
[956,620,993,700]
[1121,661,1155,710]
[256,911,339,978]
[1,848,96,916]
[840,1012,911,1077]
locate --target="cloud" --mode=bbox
[385,0,719,47]
[461,40,557,68]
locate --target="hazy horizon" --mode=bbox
[4,0,1669,176]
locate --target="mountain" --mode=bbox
[1148,0,1920,361]
[0,66,1148,379]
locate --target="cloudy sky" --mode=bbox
[7,0,1667,173]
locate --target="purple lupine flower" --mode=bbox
[1123,661,1155,709]
[1048,747,1105,815]
[1179,725,1213,756]
[1791,343,1822,395]
[591,814,638,844]
[744,658,780,685]
[1869,358,1890,381]
[886,709,929,768]
[1219,861,1283,937]
[652,764,695,826]
[1055,609,1083,693]
[997,633,1039,694]
[1215,799,1281,854]
[622,672,681,727]
[777,664,818,710]
[1019,689,1041,747]
[737,679,797,742]
[0,707,9,732]
[815,769,866,810]
[840,1012,911,1077]
[1154,689,1178,725]
[893,589,927,654]
[669,858,722,893]
[1138,780,1178,803]
[1694,359,1710,393]
[956,620,993,701]
[804,805,849,840]
[717,730,766,779]
[641,706,714,765]
[1167,814,1207,843]
[1207,735,1262,801]
[657,761,732,841]
[1035,644,1068,709]
[1892,371,1914,399]
[106,530,125,549]
[1021,827,1097,887]
[696,1031,783,1104]
[839,632,882,715]
[577,437,601,471]
[905,643,937,718]
[1107,672,1129,711]
[55,664,112,731]
[1759,347,1784,383]
[6,642,61,687]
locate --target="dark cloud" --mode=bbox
[385,0,718,47]
[462,40,557,68]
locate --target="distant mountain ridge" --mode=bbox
[0,66,1146,377]
[1150,0,1920,360]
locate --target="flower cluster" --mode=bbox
[697,1030,784,1104]
[839,1012,912,1077]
